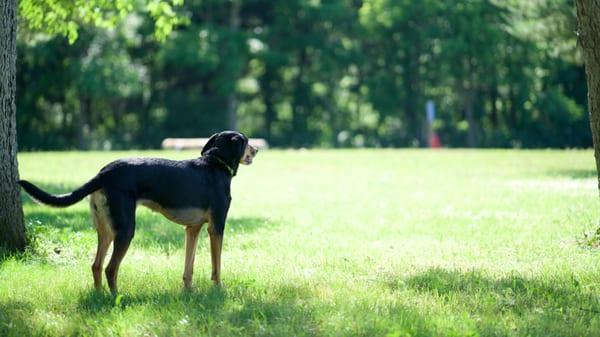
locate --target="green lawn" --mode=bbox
[2,149,600,336]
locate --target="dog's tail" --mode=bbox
[18,175,104,208]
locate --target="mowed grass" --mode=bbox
[2,149,600,336]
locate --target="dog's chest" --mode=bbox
[138,199,210,225]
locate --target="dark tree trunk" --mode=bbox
[464,90,476,148]
[508,84,518,130]
[0,0,26,252]
[575,0,600,192]
[464,55,477,148]
[489,81,499,128]
[77,95,90,150]
[261,66,276,141]
[226,0,240,131]
[403,46,422,146]
[292,48,309,147]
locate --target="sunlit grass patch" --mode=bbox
[2,149,600,336]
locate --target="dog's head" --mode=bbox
[201,131,258,175]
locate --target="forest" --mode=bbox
[16,0,589,150]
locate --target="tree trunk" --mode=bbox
[508,84,518,130]
[403,45,422,146]
[464,55,477,148]
[226,0,240,131]
[575,0,600,192]
[464,90,476,148]
[261,66,276,141]
[292,48,309,147]
[489,80,499,128]
[77,95,90,150]
[0,0,26,252]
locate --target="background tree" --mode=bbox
[0,0,26,252]
[575,0,600,191]
[0,0,184,252]
[14,0,589,151]
[4,0,593,251]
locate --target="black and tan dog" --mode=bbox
[18,131,258,294]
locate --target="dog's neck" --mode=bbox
[203,154,236,177]
[212,155,234,176]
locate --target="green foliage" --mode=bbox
[19,0,185,43]
[529,89,588,147]
[147,0,189,41]
[580,226,600,249]
[15,0,590,149]
[3,149,600,336]
[19,0,132,43]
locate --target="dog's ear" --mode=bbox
[230,134,247,159]
[201,133,219,156]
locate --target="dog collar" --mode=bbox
[213,156,234,177]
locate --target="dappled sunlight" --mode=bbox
[74,280,320,336]
[547,169,598,180]
[391,268,600,336]
[508,179,596,193]
[4,149,600,336]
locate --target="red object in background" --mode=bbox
[430,133,441,148]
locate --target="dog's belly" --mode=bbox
[138,199,210,225]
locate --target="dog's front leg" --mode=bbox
[183,225,202,288]
[208,199,229,286]
[208,225,223,286]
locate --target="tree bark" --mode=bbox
[0,0,27,252]
[575,0,600,192]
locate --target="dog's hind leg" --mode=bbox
[183,225,203,288]
[104,192,136,295]
[90,191,115,290]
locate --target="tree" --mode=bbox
[8,0,592,152]
[575,0,600,191]
[0,0,184,252]
[0,0,27,252]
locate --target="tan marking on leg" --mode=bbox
[208,223,223,286]
[90,191,115,290]
[183,225,203,288]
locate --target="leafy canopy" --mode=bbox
[19,0,187,43]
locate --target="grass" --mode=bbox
[2,149,600,336]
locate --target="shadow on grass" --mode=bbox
[74,282,439,337]
[0,300,36,337]
[20,182,279,254]
[24,209,92,232]
[134,215,280,252]
[21,180,278,230]
[547,169,597,179]
[23,209,276,252]
[0,280,437,336]
[77,281,321,336]
[387,267,600,336]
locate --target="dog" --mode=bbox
[18,131,258,294]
